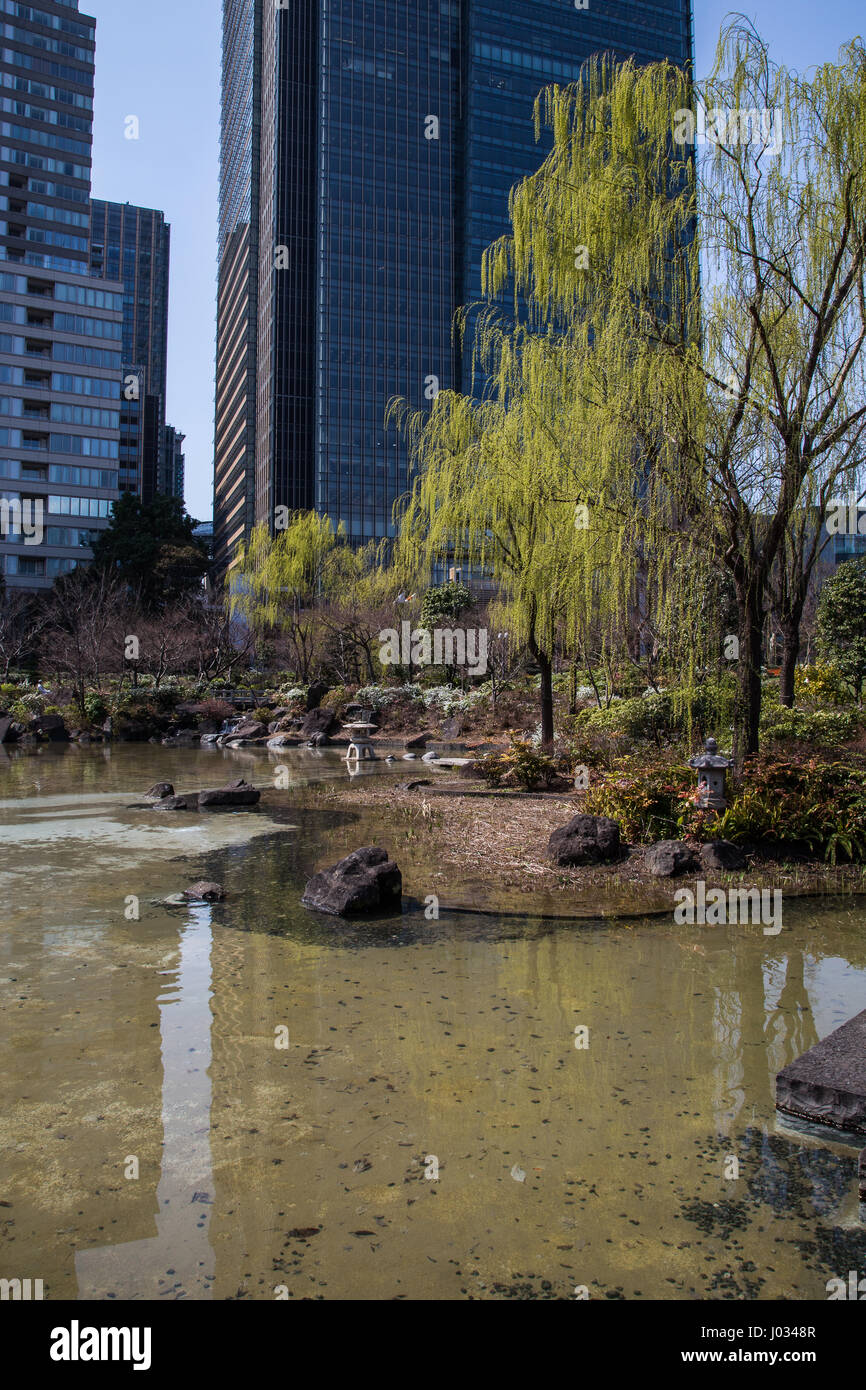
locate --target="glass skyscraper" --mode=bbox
[0,0,123,591]
[89,198,180,502]
[214,0,693,570]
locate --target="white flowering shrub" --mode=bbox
[355,683,424,709]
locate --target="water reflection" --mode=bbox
[1,745,865,1300]
[75,907,215,1299]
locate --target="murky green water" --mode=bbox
[1,742,865,1300]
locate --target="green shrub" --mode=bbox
[760,705,861,746]
[576,693,674,742]
[319,685,350,711]
[252,707,272,724]
[474,732,559,791]
[793,662,850,707]
[713,755,866,863]
[83,692,107,725]
[582,757,695,841]
[474,750,507,787]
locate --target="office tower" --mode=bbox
[161,423,185,499]
[213,0,260,574]
[0,0,122,592]
[89,198,178,501]
[214,0,694,572]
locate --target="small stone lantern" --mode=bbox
[688,737,733,810]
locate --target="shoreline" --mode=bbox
[295,775,866,918]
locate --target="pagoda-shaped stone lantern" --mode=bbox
[688,737,734,810]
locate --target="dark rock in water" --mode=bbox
[184,881,226,902]
[301,846,402,917]
[548,813,621,866]
[404,732,431,749]
[0,714,16,744]
[859,1149,866,1202]
[162,727,199,746]
[301,706,337,742]
[116,721,151,742]
[776,1008,866,1135]
[700,839,746,872]
[29,713,69,742]
[227,718,268,740]
[153,778,260,810]
[144,782,174,802]
[197,778,260,808]
[645,839,697,877]
[267,732,299,748]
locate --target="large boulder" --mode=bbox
[29,713,69,743]
[198,777,260,808]
[116,721,152,742]
[645,840,698,877]
[440,717,465,740]
[227,718,268,741]
[144,781,174,801]
[184,881,226,902]
[300,707,337,742]
[152,779,260,810]
[267,733,299,749]
[0,714,17,744]
[306,680,330,711]
[548,813,621,866]
[700,839,746,872]
[301,846,402,917]
[270,714,300,734]
[404,732,431,749]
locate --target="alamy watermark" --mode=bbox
[825,492,866,535]
[673,104,783,155]
[379,620,488,676]
[674,880,782,935]
[0,497,43,544]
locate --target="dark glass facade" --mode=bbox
[90,198,175,501]
[215,0,693,566]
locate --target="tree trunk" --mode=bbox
[778,612,802,708]
[538,652,554,747]
[733,590,763,773]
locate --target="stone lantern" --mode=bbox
[688,737,733,810]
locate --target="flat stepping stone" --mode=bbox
[776,1008,866,1135]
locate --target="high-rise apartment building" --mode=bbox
[0,0,123,592]
[214,0,694,572]
[90,198,178,502]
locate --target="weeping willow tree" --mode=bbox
[229,510,389,683]
[391,306,691,745]
[480,18,866,766]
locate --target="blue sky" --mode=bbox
[84,1,865,523]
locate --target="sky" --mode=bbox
[83,0,865,524]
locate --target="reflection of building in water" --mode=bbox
[76,910,215,1299]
